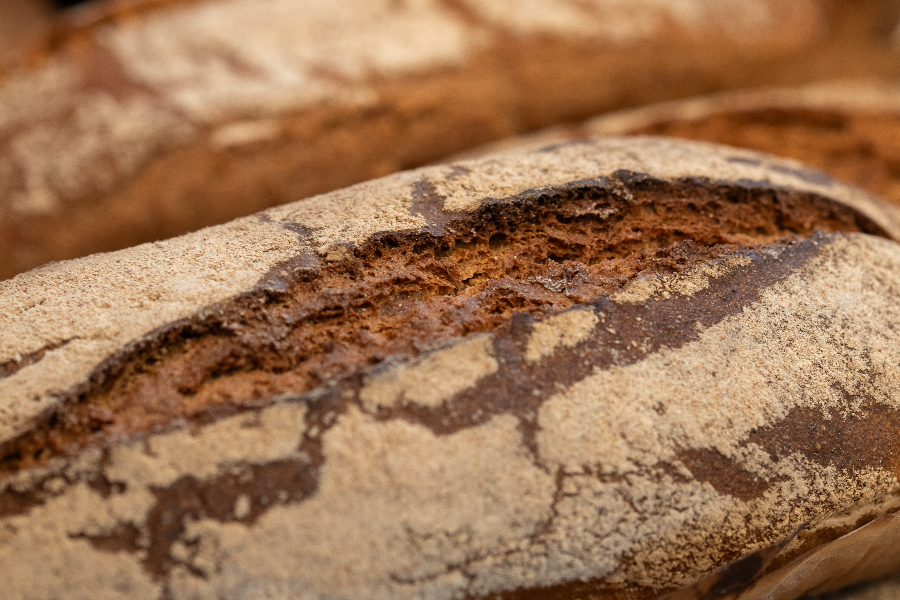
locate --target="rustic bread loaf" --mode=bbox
[472,81,900,207]
[2,137,900,599]
[2,0,900,280]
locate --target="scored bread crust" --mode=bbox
[1,138,900,599]
[2,0,900,279]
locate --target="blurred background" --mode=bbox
[1,0,900,281]
[0,0,52,66]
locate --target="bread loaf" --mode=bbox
[2,0,900,279]
[2,137,900,599]
[473,81,900,206]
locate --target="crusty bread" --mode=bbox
[469,81,900,207]
[2,137,900,599]
[2,0,900,280]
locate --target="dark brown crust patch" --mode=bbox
[0,338,75,380]
[676,448,774,502]
[749,403,900,476]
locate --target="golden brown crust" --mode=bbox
[1,138,900,599]
[468,81,900,207]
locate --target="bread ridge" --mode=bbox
[2,137,900,599]
[4,0,900,279]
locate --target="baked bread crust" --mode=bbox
[1,137,900,599]
[470,81,900,207]
[2,0,900,279]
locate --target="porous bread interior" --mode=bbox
[0,176,884,475]
[629,110,900,205]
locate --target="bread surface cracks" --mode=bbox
[0,176,886,475]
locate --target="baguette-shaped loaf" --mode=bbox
[470,81,900,206]
[2,138,900,599]
[1,0,899,279]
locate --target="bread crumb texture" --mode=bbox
[1,138,900,598]
[0,233,899,599]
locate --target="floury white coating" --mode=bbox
[525,308,599,363]
[360,335,498,411]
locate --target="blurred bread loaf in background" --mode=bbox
[1,0,900,279]
[465,81,900,208]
